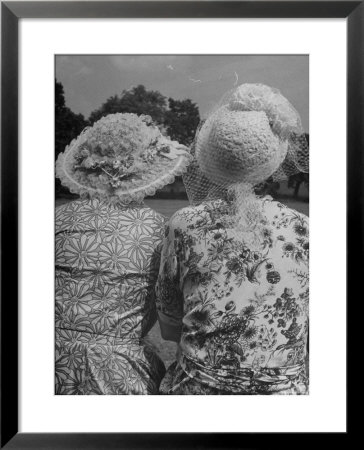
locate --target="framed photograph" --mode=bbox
[1,1,360,447]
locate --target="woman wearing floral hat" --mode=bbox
[156,84,309,395]
[55,113,191,394]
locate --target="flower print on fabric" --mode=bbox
[156,197,309,395]
[55,198,166,395]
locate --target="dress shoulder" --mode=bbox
[262,197,309,222]
[141,205,167,225]
[168,203,210,231]
[55,199,79,214]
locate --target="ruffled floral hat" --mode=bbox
[56,113,192,203]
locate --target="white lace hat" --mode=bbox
[196,108,288,186]
[195,83,308,187]
[183,83,309,205]
[56,113,192,203]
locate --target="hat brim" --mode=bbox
[56,133,192,203]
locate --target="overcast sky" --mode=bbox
[56,55,309,131]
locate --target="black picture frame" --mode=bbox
[1,1,360,448]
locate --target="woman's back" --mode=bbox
[55,198,166,394]
[157,197,309,395]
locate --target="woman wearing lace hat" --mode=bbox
[55,112,191,394]
[156,84,309,395]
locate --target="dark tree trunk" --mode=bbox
[294,181,302,198]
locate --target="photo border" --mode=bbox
[1,1,361,447]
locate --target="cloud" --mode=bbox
[108,55,181,72]
[188,76,201,83]
[56,56,93,79]
[74,66,93,77]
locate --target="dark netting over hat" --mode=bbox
[182,83,309,248]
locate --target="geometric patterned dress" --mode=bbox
[55,198,166,394]
[156,197,309,395]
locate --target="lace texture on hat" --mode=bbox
[56,113,192,204]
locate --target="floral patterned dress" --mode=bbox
[156,197,309,395]
[55,198,166,394]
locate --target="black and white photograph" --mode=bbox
[55,55,309,396]
[1,0,358,443]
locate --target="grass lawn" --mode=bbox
[55,196,308,368]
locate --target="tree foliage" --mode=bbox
[88,84,200,146]
[55,80,88,195]
[55,80,88,159]
[89,85,167,126]
[164,98,200,146]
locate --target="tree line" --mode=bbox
[55,81,200,159]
